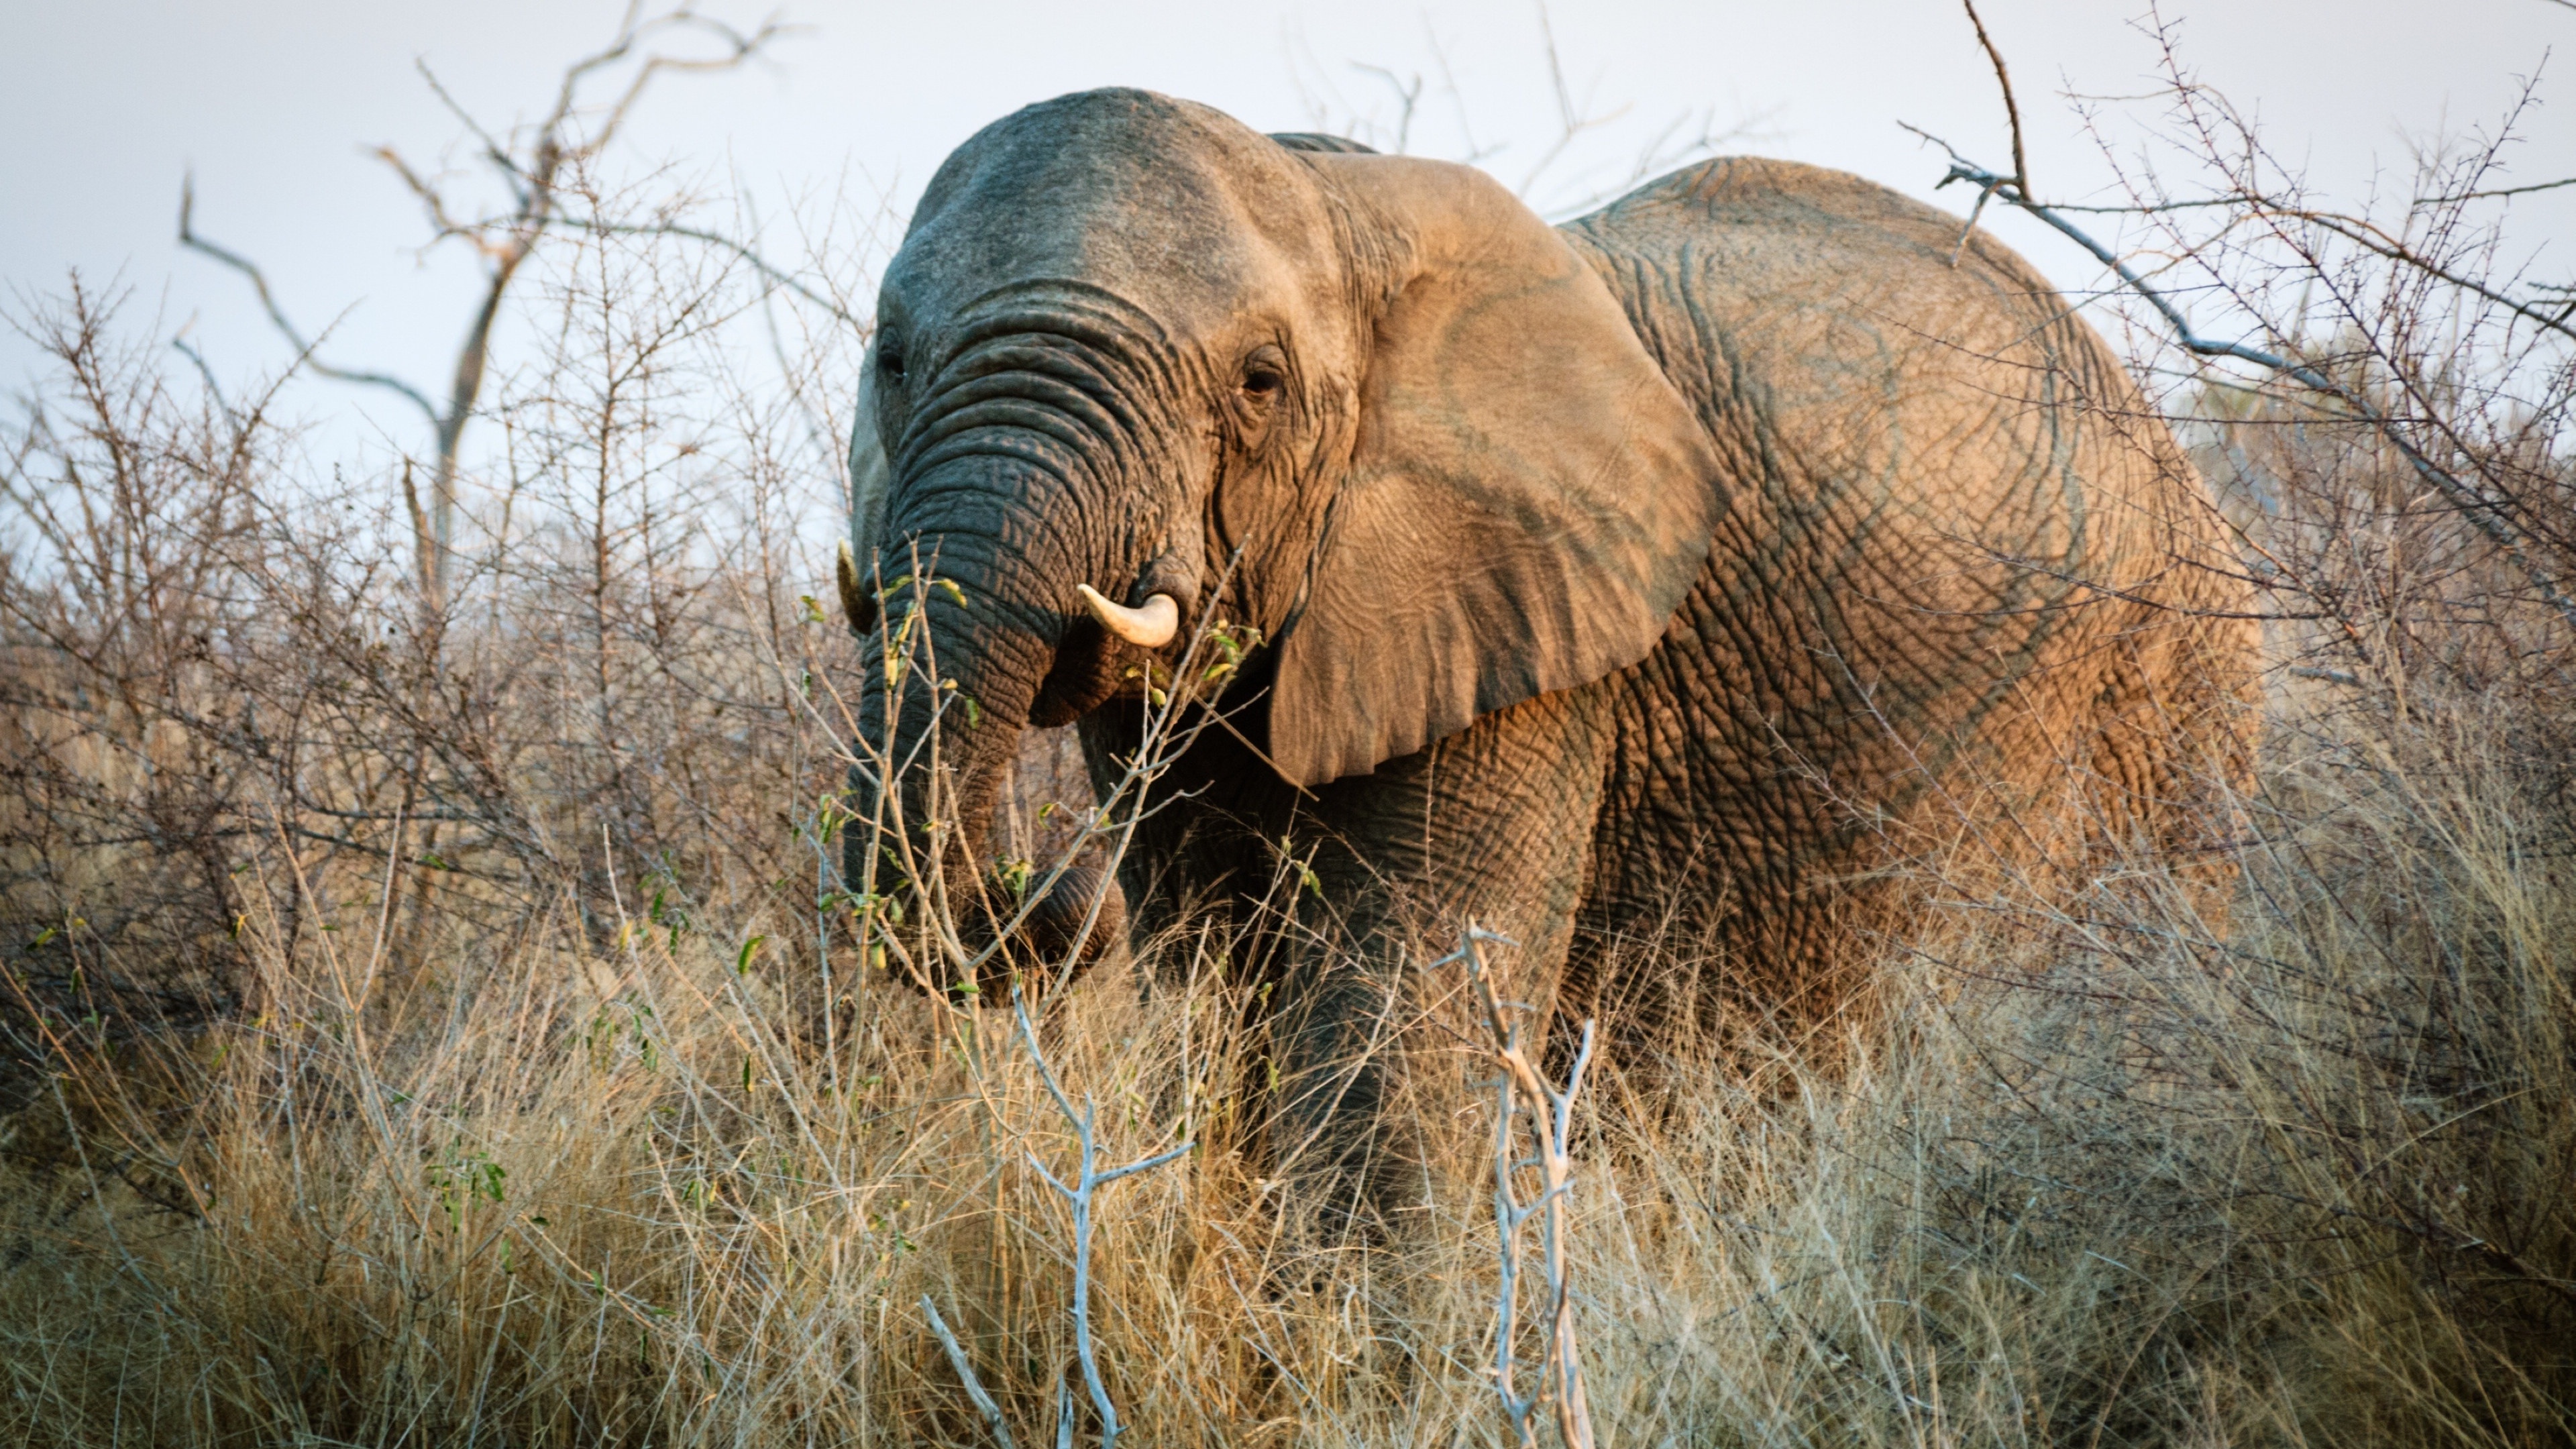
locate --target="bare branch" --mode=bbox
[168,333,234,427]
[551,213,863,327]
[368,146,480,251]
[2424,173,2576,203]
[1350,62,1424,154]
[1444,924,1599,1449]
[1962,0,2029,197]
[584,14,790,160]
[1515,1,1631,201]
[175,175,439,423]
[921,1295,1020,1449]
[1010,987,1193,1449]
[412,58,515,177]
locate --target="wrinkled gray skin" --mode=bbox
[844,90,2257,1226]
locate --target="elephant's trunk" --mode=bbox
[843,460,1125,999]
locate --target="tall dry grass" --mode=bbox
[2,43,2574,1448]
[1,690,2567,1446]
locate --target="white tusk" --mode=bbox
[1077,584,1179,649]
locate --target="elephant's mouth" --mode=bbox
[956,864,1126,1001]
[1028,555,1201,729]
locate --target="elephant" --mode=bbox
[837,88,2258,1224]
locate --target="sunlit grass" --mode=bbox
[1,688,2570,1446]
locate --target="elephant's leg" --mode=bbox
[1263,686,1613,1237]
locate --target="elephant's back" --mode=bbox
[1575,154,2070,300]
[1565,155,2078,345]
[1562,156,2184,583]
[1560,156,2256,983]
[1561,152,2222,649]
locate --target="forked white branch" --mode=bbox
[1010,987,1193,1448]
[1443,924,1599,1449]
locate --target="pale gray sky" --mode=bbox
[5,0,2569,464]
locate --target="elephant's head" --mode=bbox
[841,89,1723,985]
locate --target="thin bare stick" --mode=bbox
[2424,173,2576,203]
[1962,0,2029,198]
[922,1294,1020,1449]
[1945,1,2028,269]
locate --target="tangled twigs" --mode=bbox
[1448,924,1599,1449]
[1902,4,2576,639]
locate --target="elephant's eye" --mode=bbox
[1239,345,1287,402]
[878,340,906,384]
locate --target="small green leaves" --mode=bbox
[996,856,1034,899]
[1277,835,1324,897]
[814,791,863,845]
[735,935,767,977]
[875,572,966,608]
[1199,618,1265,687]
[427,1147,508,1234]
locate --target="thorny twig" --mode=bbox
[1896,130,2576,639]
[1961,0,2028,199]
[1949,0,2029,267]
[1442,924,1599,1449]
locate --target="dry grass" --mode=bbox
[3,46,2575,1446]
[0,692,2568,1447]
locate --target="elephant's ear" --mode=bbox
[838,354,895,638]
[1268,154,1726,786]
